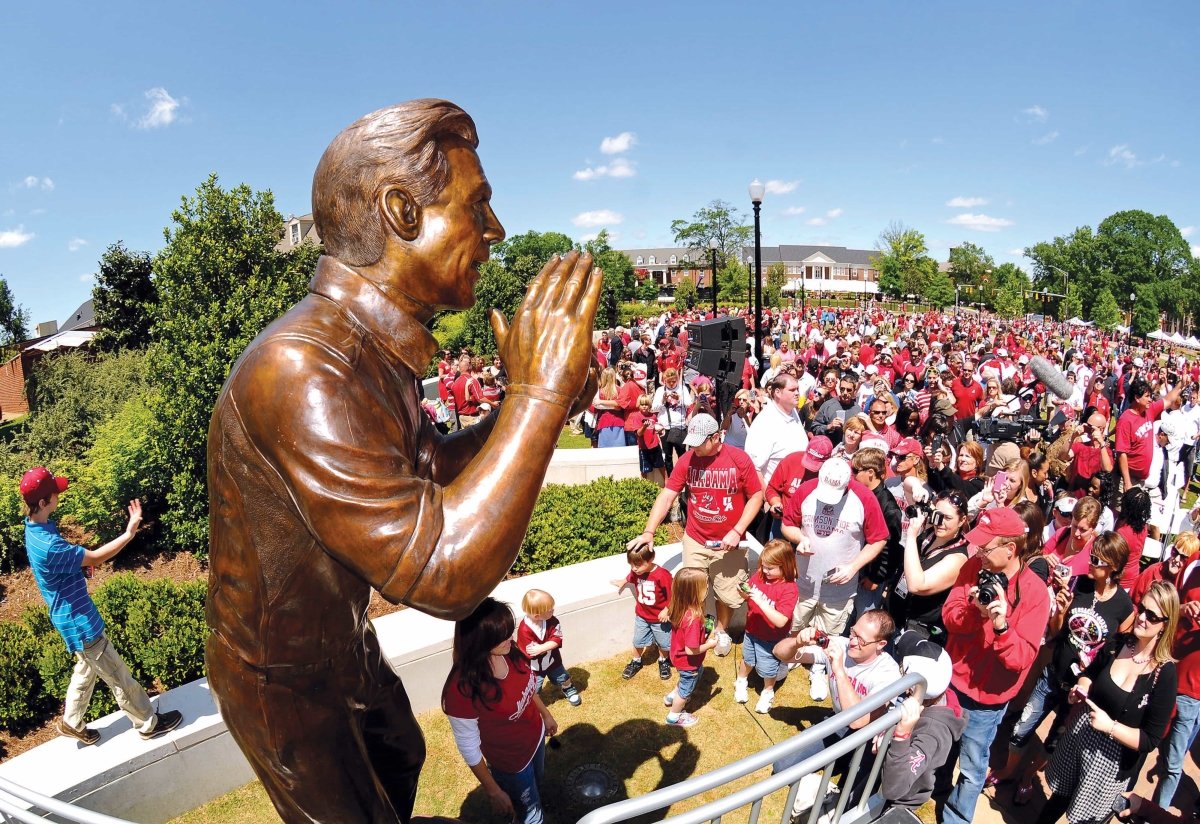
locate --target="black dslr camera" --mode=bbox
[976,569,1009,605]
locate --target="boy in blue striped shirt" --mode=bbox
[22,467,182,745]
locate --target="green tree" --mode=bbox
[1025,227,1106,319]
[0,276,30,348]
[1132,291,1160,338]
[670,200,752,270]
[924,269,956,309]
[988,262,1029,317]
[1097,210,1194,329]
[674,278,698,311]
[718,260,750,305]
[147,174,322,550]
[1089,288,1121,331]
[1062,284,1084,321]
[92,242,158,352]
[947,242,994,289]
[873,222,935,298]
[583,230,636,330]
[765,262,787,309]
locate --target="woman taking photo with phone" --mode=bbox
[1035,580,1179,824]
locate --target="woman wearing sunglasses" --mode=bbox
[988,532,1134,805]
[1035,580,1179,824]
[889,493,971,645]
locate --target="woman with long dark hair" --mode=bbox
[443,598,557,824]
[1115,486,1152,590]
[889,492,971,644]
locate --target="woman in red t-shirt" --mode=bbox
[443,598,557,824]
[1115,486,1152,591]
[593,368,626,448]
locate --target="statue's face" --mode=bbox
[407,140,505,310]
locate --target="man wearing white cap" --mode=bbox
[629,413,763,657]
[781,457,889,699]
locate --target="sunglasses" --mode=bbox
[1088,554,1110,568]
[937,492,968,515]
[1138,606,1167,625]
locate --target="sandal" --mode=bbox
[983,772,1011,789]
[1013,781,1034,806]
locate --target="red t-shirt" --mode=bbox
[452,374,483,415]
[666,445,763,545]
[516,616,563,674]
[1174,561,1200,699]
[626,565,673,622]
[442,656,543,773]
[949,376,983,421]
[670,612,707,671]
[1067,439,1112,491]
[1115,399,1165,481]
[743,571,799,644]
[1116,523,1147,591]
[627,410,660,450]
[766,452,814,508]
[618,381,644,431]
[1043,526,1093,580]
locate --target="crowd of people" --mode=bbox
[438,302,1200,824]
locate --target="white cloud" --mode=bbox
[1023,105,1049,123]
[782,206,806,216]
[20,176,54,191]
[573,157,635,181]
[136,87,182,129]
[1181,226,1195,238]
[67,237,88,252]
[1104,144,1140,169]
[946,196,988,208]
[1192,244,1200,258]
[0,226,35,248]
[599,131,636,155]
[826,208,843,219]
[946,213,1014,232]
[572,209,623,228]
[765,179,799,195]
[1007,248,1026,256]
[1032,131,1059,145]
[806,217,827,226]
[80,272,95,283]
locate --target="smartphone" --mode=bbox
[822,567,841,583]
[992,471,1008,497]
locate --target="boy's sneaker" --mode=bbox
[658,658,671,680]
[621,660,644,680]
[755,688,775,714]
[58,719,99,746]
[714,630,733,657]
[564,685,582,706]
[790,772,824,818]
[809,664,829,702]
[734,677,749,704]
[139,710,183,741]
[663,691,677,707]
[666,711,699,728]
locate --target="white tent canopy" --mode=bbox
[1067,317,1092,327]
[1147,329,1168,340]
[782,278,879,295]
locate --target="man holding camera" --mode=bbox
[936,506,1050,824]
[1067,411,1114,494]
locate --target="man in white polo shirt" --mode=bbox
[745,370,808,488]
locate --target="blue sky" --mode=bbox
[2,2,1197,327]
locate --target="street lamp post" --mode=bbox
[1129,292,1137,329]
[708,237,719,317]
[749,179,766,378]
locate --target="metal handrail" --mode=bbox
[577,671,927,824]
[0,775,135,824]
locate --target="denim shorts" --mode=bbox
[632,615,672,650]
[676,666,704,699]
[741,632,783,680]
[538,663,571,687]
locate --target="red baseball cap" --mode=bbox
[20,467,68,507]
[964,507,1027,547]
[891,437,924,459]
[802,435,834,472]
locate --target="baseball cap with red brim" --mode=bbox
[964,506,1027,547]
[815,458,852,504]
[20,467,68,507]
[802,436,834,472]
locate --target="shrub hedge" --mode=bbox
[0,476,670,731]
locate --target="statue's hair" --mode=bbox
[312,99,478,267]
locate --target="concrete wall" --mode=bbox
[0,540,772,823]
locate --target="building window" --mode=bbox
[636,256,643,265]
[669,255,677,264]
[649,256,656,264]
[290,223,300,244]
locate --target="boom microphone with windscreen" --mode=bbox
[1029,355,1074,401]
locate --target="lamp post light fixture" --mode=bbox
[749,179,766,377]
[1130,291,1137,328]
[708,237,719,316]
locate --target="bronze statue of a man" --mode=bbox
[205,99,601,822]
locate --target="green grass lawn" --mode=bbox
[172,650,936,824]
[556,428,592,449]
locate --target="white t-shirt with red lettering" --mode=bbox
[810,643,901,713]
[783,478,888,603]
[626,565,673,622]
[666,444,763,545]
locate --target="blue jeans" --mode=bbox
[1009,667,1065,750]
[492,738,546,824]
[1154,693,1200,807]
[942,691,1008,824]
[676,666,703,700]
[853,579,885,621]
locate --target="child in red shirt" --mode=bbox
[614,544,673,680]
[517,589,581,706]
[665,568,717,728]
[734,540,799,714]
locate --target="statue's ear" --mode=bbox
[381,186,420,242]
